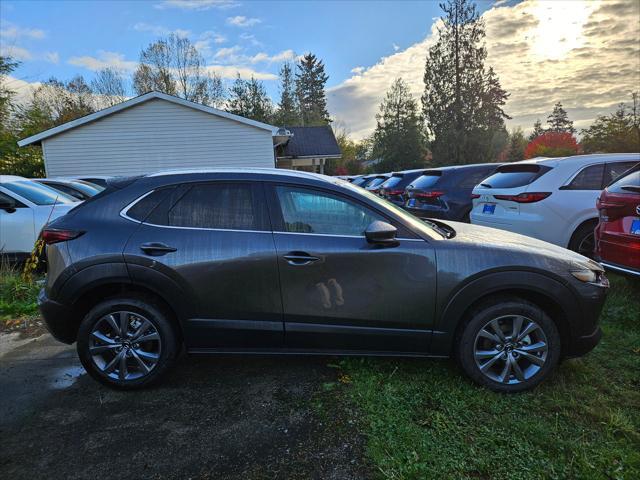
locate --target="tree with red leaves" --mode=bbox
[524,131,579,159]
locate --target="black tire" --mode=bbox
[568,220,597,258]
[456,296,561,393]
[77,295,178,390]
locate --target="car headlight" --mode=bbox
[570,260,607,285]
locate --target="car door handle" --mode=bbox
[283,252,320,266]
[140,242,177,255]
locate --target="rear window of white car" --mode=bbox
[2,180,76,205]
[479,164,551,189]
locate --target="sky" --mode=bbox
[1,0,639,139]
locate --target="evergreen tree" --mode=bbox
[295,53,330,125]
[529,119,544,141]
[226,75,273,124]
[547,102,575,134]
[505,127,527,162]
[422,0,509,165]
[372,78,426,171]
[581,93,640,153]
[274,62,300,126]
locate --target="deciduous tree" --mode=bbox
[524,131,578,159]
[581,93,640,153]
[91,68,128,107]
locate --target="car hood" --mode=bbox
[445,220,598,267]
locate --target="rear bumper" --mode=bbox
[38,289,77,344]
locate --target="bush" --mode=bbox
[524,131,578,158]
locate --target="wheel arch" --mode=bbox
[568,217,598,250]
[432,270,576,357]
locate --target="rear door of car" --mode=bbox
[266,182,437,353]
[123,181,283,350]
[0,190,35,254]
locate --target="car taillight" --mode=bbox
[494,192,551,203]
[414,191,445,199]
[41,228,84,245]
[471,193,481,199]
[387,189,404,196]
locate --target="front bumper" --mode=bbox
[564,279,608,357]
[566,326,602,358]
[38,288,77,344]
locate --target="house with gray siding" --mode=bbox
[18,91,341,177]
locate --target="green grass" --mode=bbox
[337,275,640,480]
[0,267,40,321]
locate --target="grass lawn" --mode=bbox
[337,274,640,479]
[0,268,39,322]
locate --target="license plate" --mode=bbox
[408,198,416,208]
[483,204,496,214]
[631,219,640,235]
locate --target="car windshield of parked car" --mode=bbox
[480,164,550,189]
[2,180,77,205]
[607,167,640,194]
[336,180,444,239]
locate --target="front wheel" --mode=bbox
[77,295,178,389]
[457,297,561,392]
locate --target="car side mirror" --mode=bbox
[365,220,399,247]
[0,197,16,213]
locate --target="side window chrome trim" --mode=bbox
[274,231,424,241]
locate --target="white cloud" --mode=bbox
[44,51,59,64]
[226,16,261,27]
[205,65,277,80]
[239,32,263,47]
[0,44,32,60]
[68,51,138,72]
[0,22,45,40]
[214,45,243,61]
[155,0,239,10]
[133,22,191,37]
[249,49,295,64]
[351,66,365,75]
[392,43,400,52]
[328,0,640,139]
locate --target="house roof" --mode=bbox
[17,91,278,147]
[277,126,341,159]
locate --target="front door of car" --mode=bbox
[123,181,283,349]
[267,184,437,353]
[0,191,34,255]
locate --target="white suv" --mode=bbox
[0,175,78,262]
[470,153,640,256]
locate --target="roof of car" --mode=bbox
[515,153,640,167]
[0,175,29,183]
[146,167,337,184]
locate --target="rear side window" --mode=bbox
[380,176,403,189]
[564,164,604,190]
[410,172,442,189]
[604,161,638,187]
[607,168,640,194]
[456,166,498,189]
[169,183,259,230]
[480,164,550,189]
[126,187,175,221]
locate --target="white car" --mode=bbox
[0,175,78,261]
[470,153,640,256]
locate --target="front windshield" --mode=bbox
[2,180,77,205]
[334,179,444,239]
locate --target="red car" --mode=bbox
[595,163,640,276]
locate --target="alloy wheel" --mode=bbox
[473,314,548,385]
[89,311,161,381]
[577,232,595,258]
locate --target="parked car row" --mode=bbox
[0,175,108,261]
[347,153,639,275]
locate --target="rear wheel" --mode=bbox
[457,297,561,392]
[569,220,598,258]
[77,295,177,389]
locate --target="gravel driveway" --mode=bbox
[0,333,370,479]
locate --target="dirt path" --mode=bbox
[0,333,370,479]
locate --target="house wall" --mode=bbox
[42,98,275,177]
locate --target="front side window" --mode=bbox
[565,164,604,190]
[275,186,384,236]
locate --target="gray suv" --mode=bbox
[38,169,608,392]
